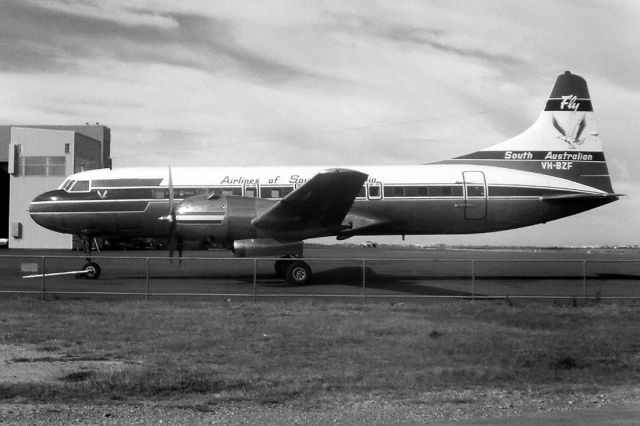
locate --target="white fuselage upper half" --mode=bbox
[62,164,604,195]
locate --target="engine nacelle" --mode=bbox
[233,238,303,257]
[174,195,275,245]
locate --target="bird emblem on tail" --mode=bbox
[552,114,586,149]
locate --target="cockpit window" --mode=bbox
[69,180,90,192]
[62,180,75,191]
[59,179,71,190]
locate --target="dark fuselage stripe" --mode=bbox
[29,201,150,213]
[454,151,605,161]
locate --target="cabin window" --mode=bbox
[368,184,381,199]
[356,186,366,198]
[378,185,463,198]
[429,186,463,197]
[245,186,257,197]
[260,186,294,199]
[225,188,242,196]
[115,188,153,199]
[211,187,242,196]
[260,187,279,198]
[91,178,163,188]
[383,186,399,197]
[152,189,166,199]
[176,188,198,198]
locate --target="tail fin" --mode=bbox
[452,71,614,193]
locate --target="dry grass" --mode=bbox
[1,298,640,405]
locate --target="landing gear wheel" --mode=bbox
[284,261,311,285]
[81,262,101,279]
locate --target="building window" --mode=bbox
[19,156,66,176]
[64,143,70,154]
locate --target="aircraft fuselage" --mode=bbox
[29,163,614,245]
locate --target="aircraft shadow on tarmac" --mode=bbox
[100,265,640,297]
[306,266,473,297]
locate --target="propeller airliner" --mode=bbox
[29,71,619,284]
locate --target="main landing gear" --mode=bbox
[77,236,101,279]
[274,256,312,285]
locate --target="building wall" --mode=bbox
[0,127,10,162]
[73,133,101,172]
[9,128,74,249]
[0,124,110,168]
[0,163,8,240]
[8,127,104,249]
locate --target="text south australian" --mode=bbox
[504,151,594,161]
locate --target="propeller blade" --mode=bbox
[168,220,176,260]
[168,164,174,219]
[165,165,178,263]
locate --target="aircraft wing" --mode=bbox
[252,168,368,232]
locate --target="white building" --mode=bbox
[1,125,110,249]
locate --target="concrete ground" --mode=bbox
[1,245,639,300]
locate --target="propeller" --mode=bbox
[159,165,182,264]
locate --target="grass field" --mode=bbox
[2,298,640,411]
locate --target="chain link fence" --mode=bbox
[2,253,640,301]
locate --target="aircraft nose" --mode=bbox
[29,190,67,231]
[31,189,66,204]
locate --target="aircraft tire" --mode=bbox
[81,262,101,279]
[284,261,311,285]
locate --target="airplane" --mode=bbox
[29,71,619,284]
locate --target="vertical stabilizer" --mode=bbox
[449,71,613,193]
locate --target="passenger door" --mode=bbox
[462,171,487,220]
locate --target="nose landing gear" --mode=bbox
[77,236,101,279]
[80,260,101,279]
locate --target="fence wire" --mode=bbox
[1,254,639,301]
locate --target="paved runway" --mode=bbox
[1,245,639,300]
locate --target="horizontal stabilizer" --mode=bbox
[252,168,368,233]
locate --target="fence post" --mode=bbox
[471,260,476,301]
[253,258,257,303]
[41,256,46,301]
[361,259,366,303]
[582,260,587,299]
[145,257,150,301]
